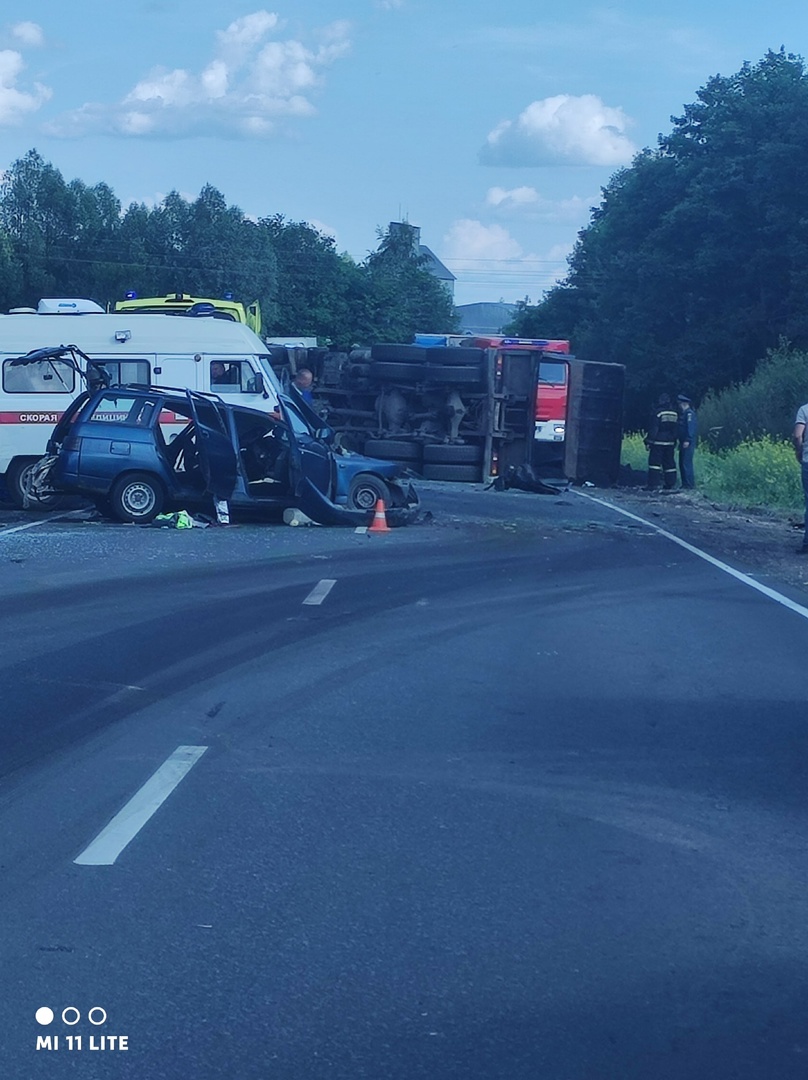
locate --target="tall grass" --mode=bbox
[620,433,803,510]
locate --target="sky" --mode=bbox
[1,2,807,309]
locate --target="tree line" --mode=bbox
[508,50,808,429]
[0,149,456,346]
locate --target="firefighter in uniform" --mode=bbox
[645,393,679,490]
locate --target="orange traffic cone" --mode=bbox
[368,499,391,533]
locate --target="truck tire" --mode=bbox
[363,439,421,462]
[5,457,64,509]
[347,473,392,512]
[368,362,426,382]
[424,365,483,386]
[109,472,165,524]
[370,344,427,363]
[423,443,482,464]
[422,463,482,482]
[424,346,485,366]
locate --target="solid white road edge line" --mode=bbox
[74,746,209,866]
[576,490,808,622]
[0,512,77,537]
[303,578,337,605]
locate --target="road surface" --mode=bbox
[1,483,807,1078]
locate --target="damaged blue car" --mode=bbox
[18,349,419,526]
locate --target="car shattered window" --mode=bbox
[86,394,158,425]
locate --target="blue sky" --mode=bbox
[1,2,807,307]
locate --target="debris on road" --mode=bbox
[283,508,318,527]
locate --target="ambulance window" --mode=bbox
[2,358,76,393]
[96,360,150,385]
[210,360,260,393]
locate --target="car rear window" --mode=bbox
[86,394,159,425]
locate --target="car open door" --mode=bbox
[287,384,336,444]
[185,391,238,500]
[277,394,364,525]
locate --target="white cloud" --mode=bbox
[11,22,45,47]
[485,186,594,223]
[217,11,280,56]
[441,218,573,305]
[486,186,540,208]
[45,11,351,139]
[442,218,527,270]
[0,49,51,125]
[376,1,405,9]
[481,94,636,167]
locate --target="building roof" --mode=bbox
[418,245,455,282]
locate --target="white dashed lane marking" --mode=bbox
[74,746,208,866]
[303,579,337,605]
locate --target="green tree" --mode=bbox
[0,151,457,345]
[510,50,808,425]
[258,215,359,339]
[360,223,457,342]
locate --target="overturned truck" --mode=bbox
[270,336,625,486]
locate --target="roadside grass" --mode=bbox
[621,433,803,511]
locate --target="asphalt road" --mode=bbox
[2,483,808,1078]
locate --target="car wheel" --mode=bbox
[421,463,482,482]
[109,472,164,523]
[347,473,392,512]
[6,457,63,510]
[363,439,421,462]
[423,443,483,464]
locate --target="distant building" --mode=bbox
[455,302,517,336]
[388,221,455,297]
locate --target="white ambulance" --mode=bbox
[0,299,282,506]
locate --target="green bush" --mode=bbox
[621,432,649,471]
[620,433,803,509]
[698,437,802,509]
[699,344,808,450]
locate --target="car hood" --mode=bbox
[332,452,406,482]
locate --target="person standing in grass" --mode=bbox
[676,393,698,489]
[645,393,679,490]
[793,401,808,552]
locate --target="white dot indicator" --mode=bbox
[35,1007,54,1026]
[88,1007,107,1026]
[62,1007,80,1026]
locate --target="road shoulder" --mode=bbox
[590,486,808,597]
